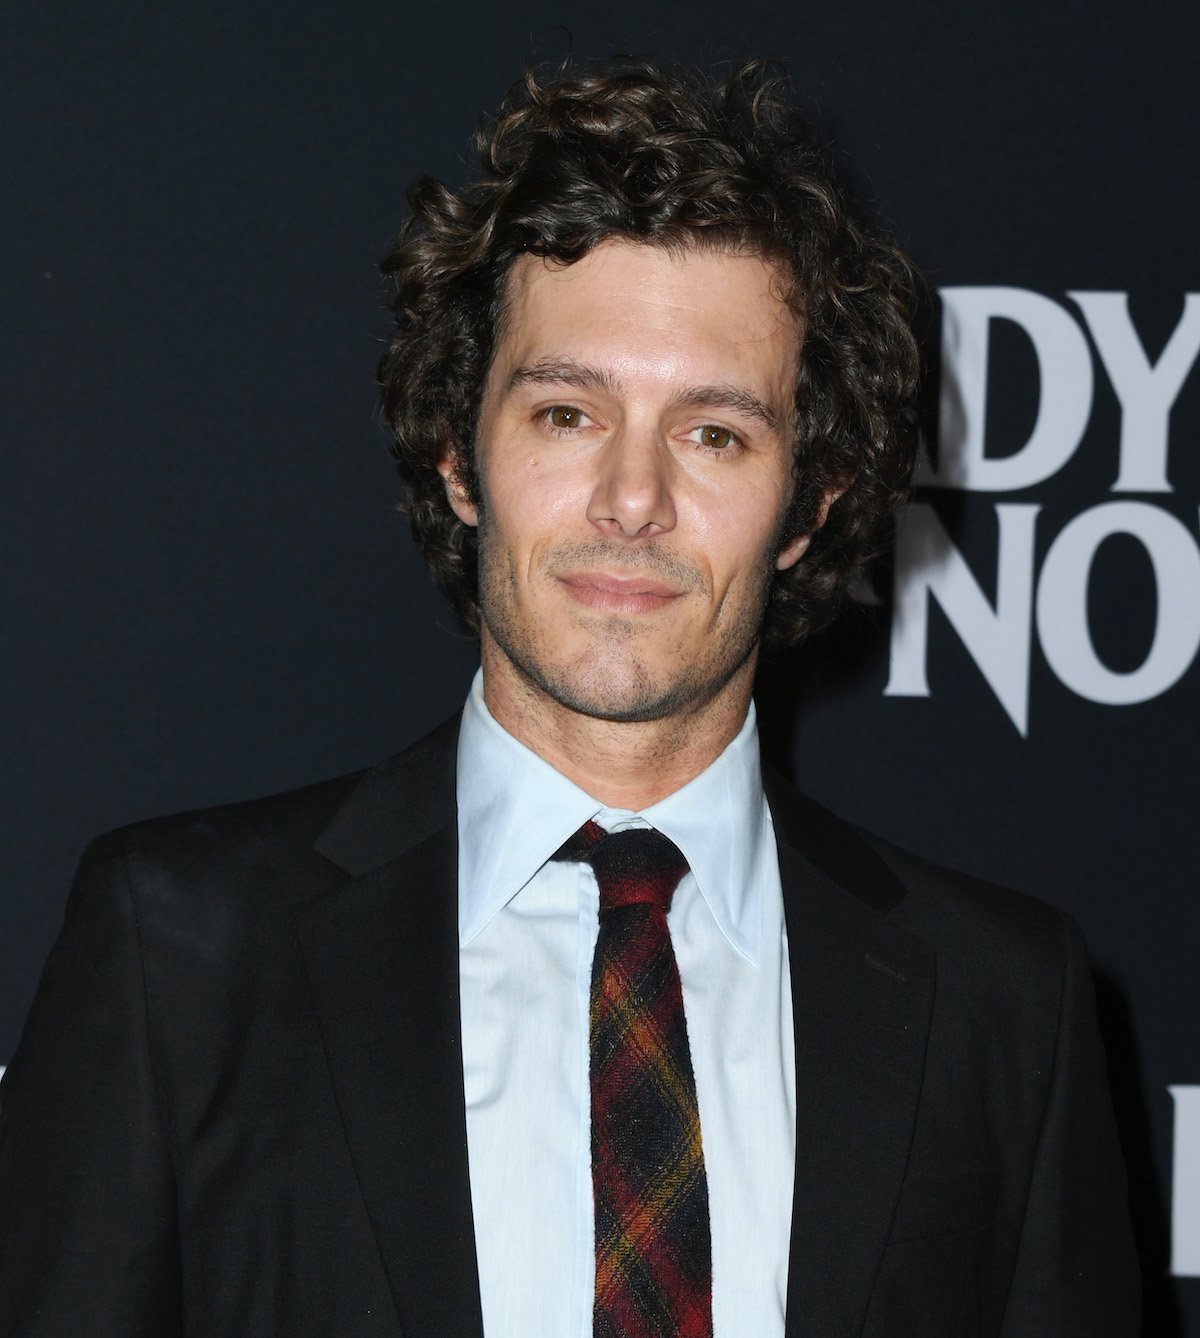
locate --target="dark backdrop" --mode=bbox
[3,2,1197,1330]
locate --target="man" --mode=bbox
[0,58,1138,1337]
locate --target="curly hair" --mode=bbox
[378,56,922,645]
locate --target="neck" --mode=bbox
[479,638,757,811]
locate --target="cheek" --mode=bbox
[686,477,791,592]
[480,452,588,558]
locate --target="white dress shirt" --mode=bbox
[456,670,796,1337]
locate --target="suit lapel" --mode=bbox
[296,717,484,1338]
[294,723,932,1337]
[766,775,935,1337]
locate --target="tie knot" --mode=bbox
[553,820,690,913]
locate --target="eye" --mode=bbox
[544,405,587,431]
[691,424,740,452]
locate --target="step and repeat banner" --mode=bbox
[4,2,1197,1330]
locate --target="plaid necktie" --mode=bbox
[555,819,713,1338]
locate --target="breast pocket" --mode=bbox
[888,1163,999,1243]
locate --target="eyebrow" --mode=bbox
[672,384,782,434]
[508,357,621,397]
[506,356,783,434]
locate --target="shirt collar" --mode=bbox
[455,669,768,963]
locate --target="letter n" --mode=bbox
[885,503,1038,735]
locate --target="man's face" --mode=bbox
[440,237,816,725]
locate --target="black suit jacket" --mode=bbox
[0,715,1139,1336]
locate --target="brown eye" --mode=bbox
[698,425,736,450]
[547,406,583,430]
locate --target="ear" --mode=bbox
[436,446,479,527]
[775,484,846,572]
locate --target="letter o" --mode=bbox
[1036,502,1200,704]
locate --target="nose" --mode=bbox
[586,429,677,540]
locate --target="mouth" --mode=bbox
[556,571,685,615]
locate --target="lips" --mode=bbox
[557,570,684,614]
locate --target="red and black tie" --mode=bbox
[555,819,713,1338]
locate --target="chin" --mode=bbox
[547,680,688,724]
[523,645,743,725]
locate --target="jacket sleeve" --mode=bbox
[0,832,183,1337]
[999,913,1141,1336]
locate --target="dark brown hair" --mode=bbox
[379,56,922,644]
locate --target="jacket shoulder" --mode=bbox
[100,764,366,891]
[851,823,1083,1019]
[856,826,1072,965]
[84,713,460,925]
[765,766,1074,980]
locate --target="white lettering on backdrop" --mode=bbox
[1170,1086,1200,1277]
[888,288,1200,732]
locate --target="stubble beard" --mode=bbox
[474,520,777,726]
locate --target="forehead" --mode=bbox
[491,238,803,396]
